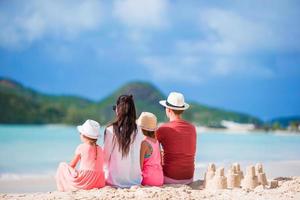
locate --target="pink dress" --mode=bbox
[141,137,164,186]
[56,143,105,191]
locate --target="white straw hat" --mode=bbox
[77,119,100,139]
[159,92,190,110]
[136,112,157,131]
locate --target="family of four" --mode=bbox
[56,92,197,191]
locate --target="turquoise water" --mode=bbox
[0,125,300,176]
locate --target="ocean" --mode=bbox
[0,125,300,192]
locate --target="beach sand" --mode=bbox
[1,177,300,200]
[1,160,300,193]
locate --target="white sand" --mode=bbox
[1,177,300,200]
[1,160,300,194]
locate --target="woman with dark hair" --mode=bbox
[103,94,143,187]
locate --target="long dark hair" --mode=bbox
[110,94,137,157]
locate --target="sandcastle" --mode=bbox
[242,165,258,189]
[204,163,277,190]
[227,165,241,188]
[255,163,268,187]
[204,163,216,187]
[233,162,244,180]
[207,167,227,189]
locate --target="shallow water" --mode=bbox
[0,125,300,177]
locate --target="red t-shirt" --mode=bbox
[156,119,196,180]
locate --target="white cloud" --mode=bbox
[112,0,169,54]
[0,0,298,84]
[199,9,268,53]
[140,53,275,84]
[174,39,276,79]
[173,7,299,57]
[113,0,169,29]
[142,5,299,82]
[198,6,300,54]
[210,58,275,78]
[0,0,103,49]
[140,56,204,84]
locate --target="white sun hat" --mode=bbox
[77,119,100,139]
[136,112,157,131]
[159,92,190,110]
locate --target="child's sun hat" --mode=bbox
[136,112,157,131]
[77,119,100,139]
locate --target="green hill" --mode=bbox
[0,78,262,126]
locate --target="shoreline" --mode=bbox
[1,177,300,200]
[1,124,299,135]
[195,127,300,135]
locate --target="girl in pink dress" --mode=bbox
[56,119,105,191]
[137,112,163,186]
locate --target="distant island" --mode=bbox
[0,77,299,131]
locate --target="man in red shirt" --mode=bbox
[156,92,196,184]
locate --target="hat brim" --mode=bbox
[77,125,84,134]
[77,125,99,139]
[139,125,157,132]
[159,100,189,110]
[136,120,157,131]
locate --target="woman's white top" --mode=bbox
[103,125,143,188]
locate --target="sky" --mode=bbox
[0,0,300,120]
